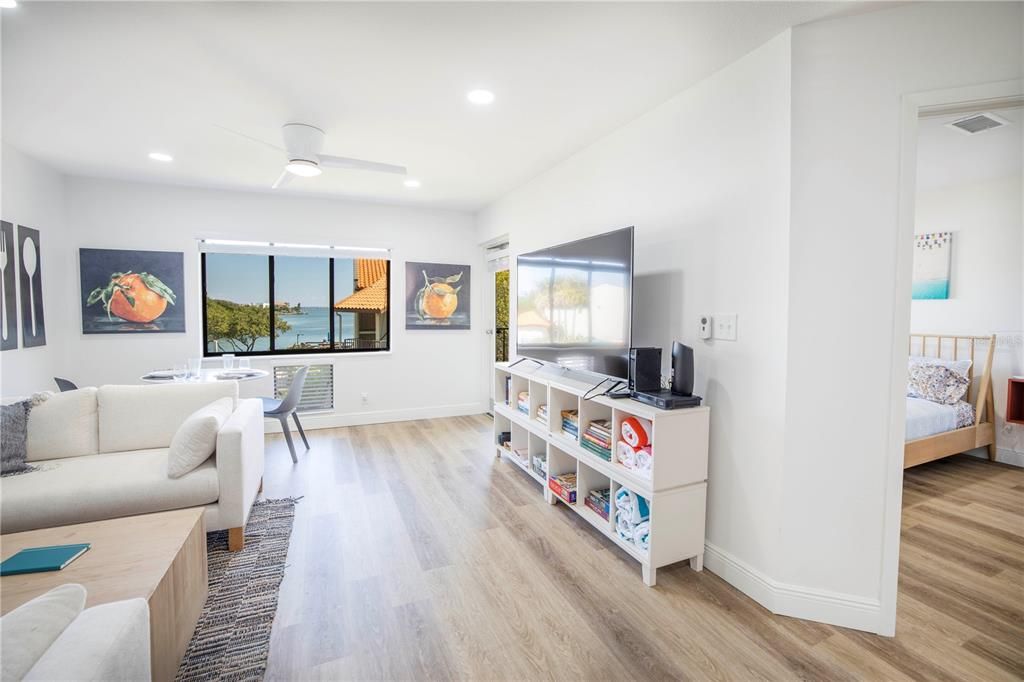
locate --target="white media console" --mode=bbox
[493,361,710,586]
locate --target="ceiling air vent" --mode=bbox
[947,112,1010,135]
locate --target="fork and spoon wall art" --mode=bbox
[0,220,46,351]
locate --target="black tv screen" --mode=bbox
[516,226,633,379]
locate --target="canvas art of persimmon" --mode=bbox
[79,248,185,333]
[405,261,471,330]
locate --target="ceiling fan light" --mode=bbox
[286,160,322,177]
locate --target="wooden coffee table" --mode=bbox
[1,508,208,682]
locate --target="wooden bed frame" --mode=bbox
[904,334,996,469]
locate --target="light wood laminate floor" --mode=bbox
[260,415,1024,680]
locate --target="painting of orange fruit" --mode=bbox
[405,261,471,330]
[80,248,185,333]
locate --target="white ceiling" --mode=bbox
[917,107,1023,192]
[4,2,864,211]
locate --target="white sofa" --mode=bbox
[0,584,150,682]
[1,382,264,550]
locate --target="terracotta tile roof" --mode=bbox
[334,276,388,313]
[356,259,388,290]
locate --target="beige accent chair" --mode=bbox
[1,382,264,551]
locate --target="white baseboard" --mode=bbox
[703,542,883,634]
[963,446,1024,468]
[262,401,489,433]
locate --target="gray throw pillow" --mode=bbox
[1,401,32,475]
[1,393,50,476]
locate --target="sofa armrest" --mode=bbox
[215,397,265,530]
[25,599,150,682]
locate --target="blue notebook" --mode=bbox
[0,544,91,576]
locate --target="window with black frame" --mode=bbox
[201,250,390,356]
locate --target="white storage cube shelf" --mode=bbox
[492,362,710,586]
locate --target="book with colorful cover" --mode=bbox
[0,544,91,576]
[581,439,612,461]
[548,473,577,504]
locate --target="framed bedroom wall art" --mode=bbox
[911,232,952,300]
[405,261,471,330]
[79,248,185,333]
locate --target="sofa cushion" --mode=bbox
[0,449,219,534]
[26,388,99,461]
[168,397,234,479]
[98,382,238,453]
[24,598,151,682]
[0,583,87,681]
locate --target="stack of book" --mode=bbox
[532,452,548,479]
[537,404,549,425]
[584,488,611,520]
[582,419,613,460]
[517,391,529,415]
[561,410,579,439]
[548,473,577,504]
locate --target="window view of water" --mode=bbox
[204,252,387,354]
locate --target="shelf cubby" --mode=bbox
[529,380,549,429]
[510,374,530,417]
[577,461,612,531]
[548,386,580,443]
[494,367,512,407]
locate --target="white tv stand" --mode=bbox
[493,361,710,586]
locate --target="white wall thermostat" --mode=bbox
[698,315,712,340]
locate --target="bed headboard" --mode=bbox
[909,333,995,422]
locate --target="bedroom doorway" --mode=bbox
[886,81,1023,644]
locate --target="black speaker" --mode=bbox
[671,341,694,396]
[629,347,662,392]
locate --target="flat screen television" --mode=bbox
[516,226,634,379]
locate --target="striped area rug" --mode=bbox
[176,498,297,681]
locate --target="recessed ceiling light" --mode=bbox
[0,1,18,9]
[467,89,495,105]
[403,178,421,188]
[285,160,322,177]
[147,152,173,162]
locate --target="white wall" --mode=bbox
[0,144,70,397]
[52,176,486,426]
[784,1,1022,632]
[479,32,793,595]
[912,175,1024,462]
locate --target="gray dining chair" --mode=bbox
[262,365,310,463]
[54,377,78,392]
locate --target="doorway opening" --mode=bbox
[482,238,510,412]
[883,82,1023,639]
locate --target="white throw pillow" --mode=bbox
[0,583,87,681]
[909,355,972,378]
[167,397,234,479]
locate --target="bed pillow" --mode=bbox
[907,363,970,405]
[909,355,972,377]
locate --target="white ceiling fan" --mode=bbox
[219,122,408,189]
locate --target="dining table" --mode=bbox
[139,367,270,384]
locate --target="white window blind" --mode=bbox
[274,364,334,413]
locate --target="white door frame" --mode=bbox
[880,78,1023,636]
[481,236,510,412]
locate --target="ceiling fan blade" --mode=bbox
[318,154,407,175]
[215,124,285,153]
[271,169,294,189]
